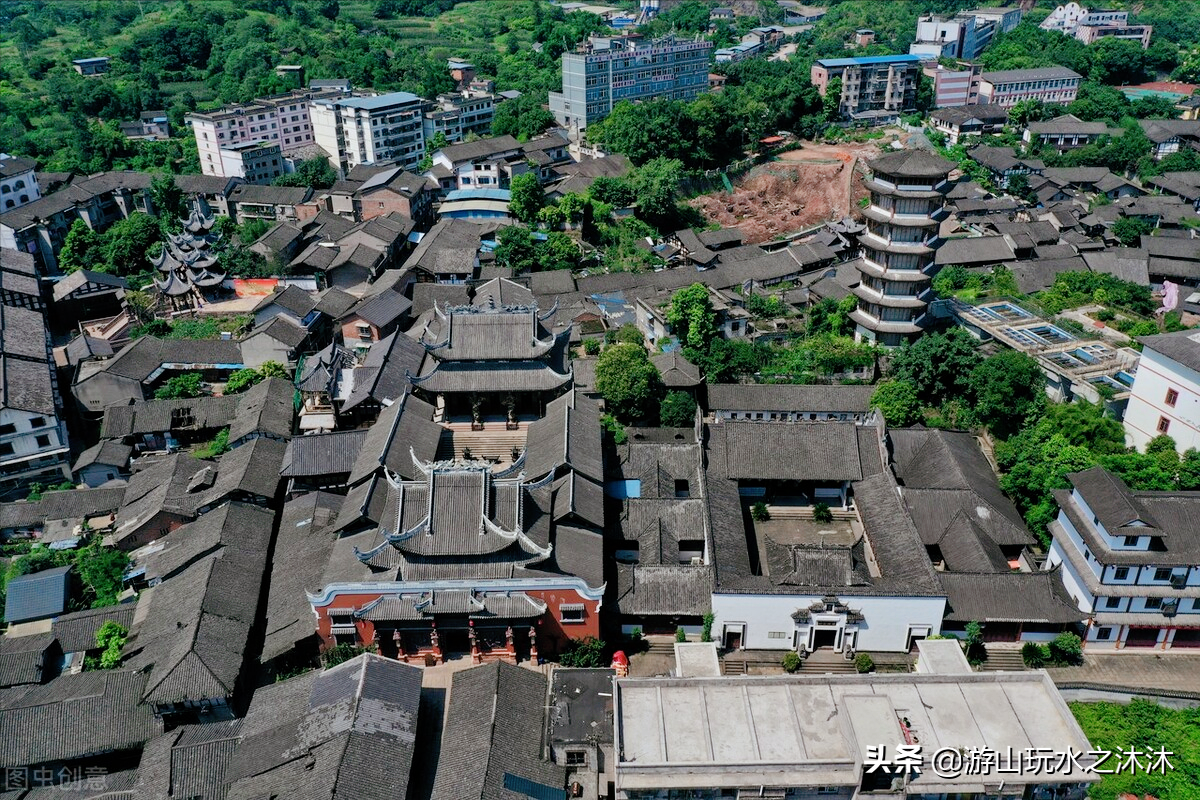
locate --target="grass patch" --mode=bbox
[1069,700,1200,800]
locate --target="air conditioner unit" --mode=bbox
[1162,599,1180,618]
[690,556,703,566]
[1170,573,1188,589]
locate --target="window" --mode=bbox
[1105,597,1121,609]
[1165,388,1179,407]
[1157,416,1171,434]
[560,604,585,623]
[1146,597,1163,610]
[0,443,12,456]
[1122,535,1139,547]
[565,750,587,767]
[35,434,50,447]
[1155,567,1172,581]
[1095,627,1114,641]
[357,324,373,341]
[0,424,14,435]
[674,479,690,498]
[767,631,789,639]
[1114,566,1130,580]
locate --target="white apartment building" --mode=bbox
[1047,467,1200,650]
[219,141,285,185]
[188,86,349,178]
[0,155,40,211]
[312,92,428,174]
[1040,3,1152,48]
[1124,329,1200,452]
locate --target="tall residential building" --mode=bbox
[188,86,350,178]
[1047,467,1200,650]
[1124,329,1200,452]
[549,35,713,131]
[811,55,921,124]
[312,92,428,174]
[850,149,954,347]
[978,66,1082,107]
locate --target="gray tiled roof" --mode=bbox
[1138,328,1200,373]
[124,544,267,706]
[615,564,713,616]
[0,670,161,768]
[133,720,245,800]
[262,491,344,662]
[868,148,954,178]
[142,501,274,584]
[0,633,56,688]
[281,429,368,478]
[248,314,308,348]
[101,394,240,439]
[228,376,294,444]
[431,662,565,800]
[940,568,1087,623]
[224,654,422,800]
[50,603,138,654]
[342,330,425,411]
[72,440,132,473]
[708,383,874,413]
[347,392,442,485]
[721,421,865,481]
[524,391,604,483]
[981,66,1081,83]
[345,288,411,327]
[0,486,126,531]
[651,352,702,388]
[934,235,1016,266]
[97,337,243,382]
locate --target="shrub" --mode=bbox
[854,652,875,673]
[583,338,601,356]
[95,621,128,670]
[1095,308,1116,322]
[812,502,833,523]
[701,612,714,643]
[630,627,643,641]
[781,651,802,673]
[1021,641,1050,668]
[964,621,988,665]
[675,627,687,643]
[321,643,368,668]
[1049,632,1084,666]
[560,636,607,667]
[751,501,770,521]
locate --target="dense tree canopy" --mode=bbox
[595,343,663,424]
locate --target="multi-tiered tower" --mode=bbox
[850,149,955,347]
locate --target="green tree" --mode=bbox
[1112,216,1152,247]
[508,172,545,225]
[538,231,578,271]
[822,76,843,122]
[871,380,921,427]
[589,176,635,207]
[595,342,664,424]
[154,372,204,399]
[491,94,557,140]
[58,219,106,272]
[259,360,289,379]
[494,226,538,273]
[72,542,130,608]
[629,156,684,229]
[660,390,698,427]
[667,283,718,351]
[968,350,1046,438]
[105,213,164,276]
[150,173,185,232]
[223,367,263,394]
[1006,172,1035,204]
[273,156,337,189]
[890,328,982,405]
[95,621,128,669]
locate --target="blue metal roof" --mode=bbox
[336,92,421,110]
[816,54,921,67]
[443,188,512,202]
[4,565,71,624]
[502,773,565,800]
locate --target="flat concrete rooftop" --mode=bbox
[614,672,1098,793]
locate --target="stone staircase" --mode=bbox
[979,646,1027,672]
[434,427,527,463]
[722,658,747,676]
[645,639,677,657]
[801,649,858,674]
